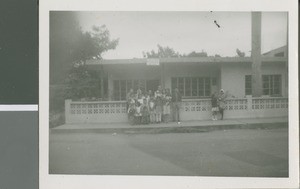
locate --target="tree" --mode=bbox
[186,50,208,57]
[64,65,100,100]
[72,25,119,64]
[142,45,213,58]
[50,12,119,84]
[50,12,82,84]
[143,45,180,58]
[63,25,118,100]
[50,12,119,118]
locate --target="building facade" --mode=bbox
[64,47,288,124]
[86,56,288,100]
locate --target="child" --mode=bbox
[211,92,219,120]
[145,90,152,105]
[136,89,144,105]
[134,101,142,125]
[148,94,156,124]
[127,98,136,125]
[218,89,227,120]
[163,88,172,123]
[154,86,163,123]
[141,98,150,124]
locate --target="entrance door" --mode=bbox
[146,79,160,92]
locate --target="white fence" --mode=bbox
[65,97,288,124]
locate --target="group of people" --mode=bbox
[211,89,227,120]
[126,86,182,125]
[126,86,227,125]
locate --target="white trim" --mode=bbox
[0,105,38,111]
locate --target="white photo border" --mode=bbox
[39,0,299,188]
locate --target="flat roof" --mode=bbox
[86,56,287,65]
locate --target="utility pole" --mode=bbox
[251,12,262,97]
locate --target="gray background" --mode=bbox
[0,0,38,104]
[0,112,38,189]
[0,0,39,188]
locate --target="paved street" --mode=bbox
[49,127,288,177]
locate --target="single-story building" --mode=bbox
[65,46,288,124]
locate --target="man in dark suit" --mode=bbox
[172,88,182,124]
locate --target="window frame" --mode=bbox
[245,74,282,96]
[171,77,216,99]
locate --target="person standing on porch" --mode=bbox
[134,99,143,125]
[163,88,172,123]
[145,90,152,106]
[154,85,163,123]
[148,91,156,124]
[211,92,219,120]
[218,89,227,120]
[126,88,134,110]
[141,98,150,124]
[136,88,143,101]
[172,88,182,124]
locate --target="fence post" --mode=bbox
[247,96,252,111]
[65,99,71,124]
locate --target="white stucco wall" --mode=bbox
[221,62,288,98]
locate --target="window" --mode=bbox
[185,77,191,96]
[263,75,281,96]
[204,77,211,96]
[113,80,121,100]
[113,79,150,100]
[212,78,217,86]
[171,77,215,98]
[191,77,198,96]
[178,77,184,95]
[244,74,281,96]
[245,75,252,95]
[120,80,126,100]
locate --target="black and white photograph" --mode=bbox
[40,0,299,188]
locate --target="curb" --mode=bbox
[50,122,288,134]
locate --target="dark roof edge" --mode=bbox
[87,56,287,65]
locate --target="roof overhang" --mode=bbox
[86,57,287,66]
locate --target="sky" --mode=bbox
[78,12,287,59]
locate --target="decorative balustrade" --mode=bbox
[225,98,248,110]
[181,98,248,112]
[69,101,127,116]
[65,97,288,123]
[181,99,211,112]
[252,97,288,110]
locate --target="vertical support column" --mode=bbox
[247,96,252,111]
[107,74,113,101]
[65,99,71,124]
[285,17,288,97]
[251,12,262,97]
[160,62,165,88]
[217,65,221,93]
[100,65,105,99]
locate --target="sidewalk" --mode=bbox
[51,117,288,134]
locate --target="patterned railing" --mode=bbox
[225,98,248,110]
[181,99,211,112]
[252,97,288,110]
[181,98,248,112]
[68,100,127,115]
[65,97,288,123]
